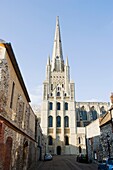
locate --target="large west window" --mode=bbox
[49,102,53,110]
[64,116,69,127]
[56,116,61,127]
[57,102,61,110]
[48,116,53,127]
[65,102,68,110]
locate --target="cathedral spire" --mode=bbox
[66,57,69,66]
[47,55,50,65]
[52,16,64,71]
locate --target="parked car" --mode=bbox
[98,158,113,170]
[76,153,88,163]
[106,158,113,170]
[44,153,53,161]
[98,159,106,170]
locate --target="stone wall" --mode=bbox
[0,43,42,170]
[0,120,38,170]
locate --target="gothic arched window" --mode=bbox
[65,136,69,145]
[48,116,53,127]
[91,110,97,120]
[49,102,53,110]
[90,106,97,120]
[80,106,87,120]
[57,92,60,96]
[80,110,87,120]
[65,102,68,110]
[56,116,61,127]
[100,106,106,115]
[57,102,61,110]
[78,137,81,144]
[64,116,69,127]
[48,136,53,145]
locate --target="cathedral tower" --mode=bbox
[41,17,77,155]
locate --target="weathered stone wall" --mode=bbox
[99,122,113,159]
[0,121,38,170]
[0,43,42,170]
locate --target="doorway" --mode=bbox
[57,146,61,155]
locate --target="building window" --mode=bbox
[48,116,53,127]
[51,84,53,90]
[65,102,68,110]
[49,102,53,110]
[65,136,69,145]
[56,116,61,127]
[80,110,87,120]
[57,92,60,96]
[90,106,97,120]
[48,136,53,145]
[64,116,69,127]
[78,137,81,144]
[100,106,106,115]
[57,102,61,110]
[10,82,15,109]
[91,110,97,120]
[79,106,87,120]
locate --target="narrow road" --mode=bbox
[36,156,98,170]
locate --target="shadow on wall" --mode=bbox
[42,134,87,158]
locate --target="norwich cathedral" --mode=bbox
[0,17,113,170]
[41,17,109,155]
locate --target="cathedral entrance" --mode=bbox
[57,146,61,155]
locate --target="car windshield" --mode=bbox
[108,158,113,165]
[46,153,51,156]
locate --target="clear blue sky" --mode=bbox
[1,0,113,105]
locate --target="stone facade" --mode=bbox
[86,119,100,161]
[41,17,77,155]
[99,106,113,160]
[77,127,86,155]
[0,41,43,170]
[41,17,109,156]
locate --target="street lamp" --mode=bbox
[106,134,110,157]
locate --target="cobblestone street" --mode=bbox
[36,156,98,170]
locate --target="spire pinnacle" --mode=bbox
[66,57,69,66]
[47,55,50,65]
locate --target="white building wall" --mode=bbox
[86,119,100,138]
